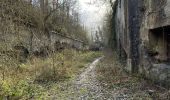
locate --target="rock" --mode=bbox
[149,64,170,87]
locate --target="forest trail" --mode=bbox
[75,56,104,84]
[45,53,169,100]
[73,56,109,100]
[45,56,117,99]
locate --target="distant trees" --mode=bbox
[100,0,118,48]
[86,0,116,47]
[0,0,88,42]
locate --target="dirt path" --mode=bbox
[69,56,126,100]
[45,56,117,100]
[72,56,109,100]
[71,55,169,100]
[45,55,169,100]
[75,56,103,84]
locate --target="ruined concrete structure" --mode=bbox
[50,31,87,51]
[115,0,170,87]
[0,26,87,60]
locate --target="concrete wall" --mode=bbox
[115,0,131,71]
[50,31,85,51]
[115,0,170,87]
[116,0,141,73]
[140,0,170,87]
[147,0,170,29]
[0,23,87,55]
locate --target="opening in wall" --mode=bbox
[149,25,170,63]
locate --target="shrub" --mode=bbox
[0,49,102,99]
[0,79,43,99]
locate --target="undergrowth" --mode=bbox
[0,49,102,99]
[96,51,170,100]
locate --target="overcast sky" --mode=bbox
[78,0,109,35]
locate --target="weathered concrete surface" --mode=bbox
[0,22,87,57]
[115,0,141,73]
[50,31,86,51]
[149,64,170,87]
[115,0,170,88]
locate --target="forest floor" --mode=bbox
[43,57,106,99]
[0,50,102,99]
[43,50,170,100]
[1,50,170,100]
[95,50,170,100]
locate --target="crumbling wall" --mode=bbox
[115,0,130,71]
[139,0,170,87]
[50,31,85,51]
[115,0,170,87]
[115,0,142,73]
[0,21,86,62]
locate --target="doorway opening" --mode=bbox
[149,25,170,63]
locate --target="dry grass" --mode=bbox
[96,51,170,100]
[0,49,102,99]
